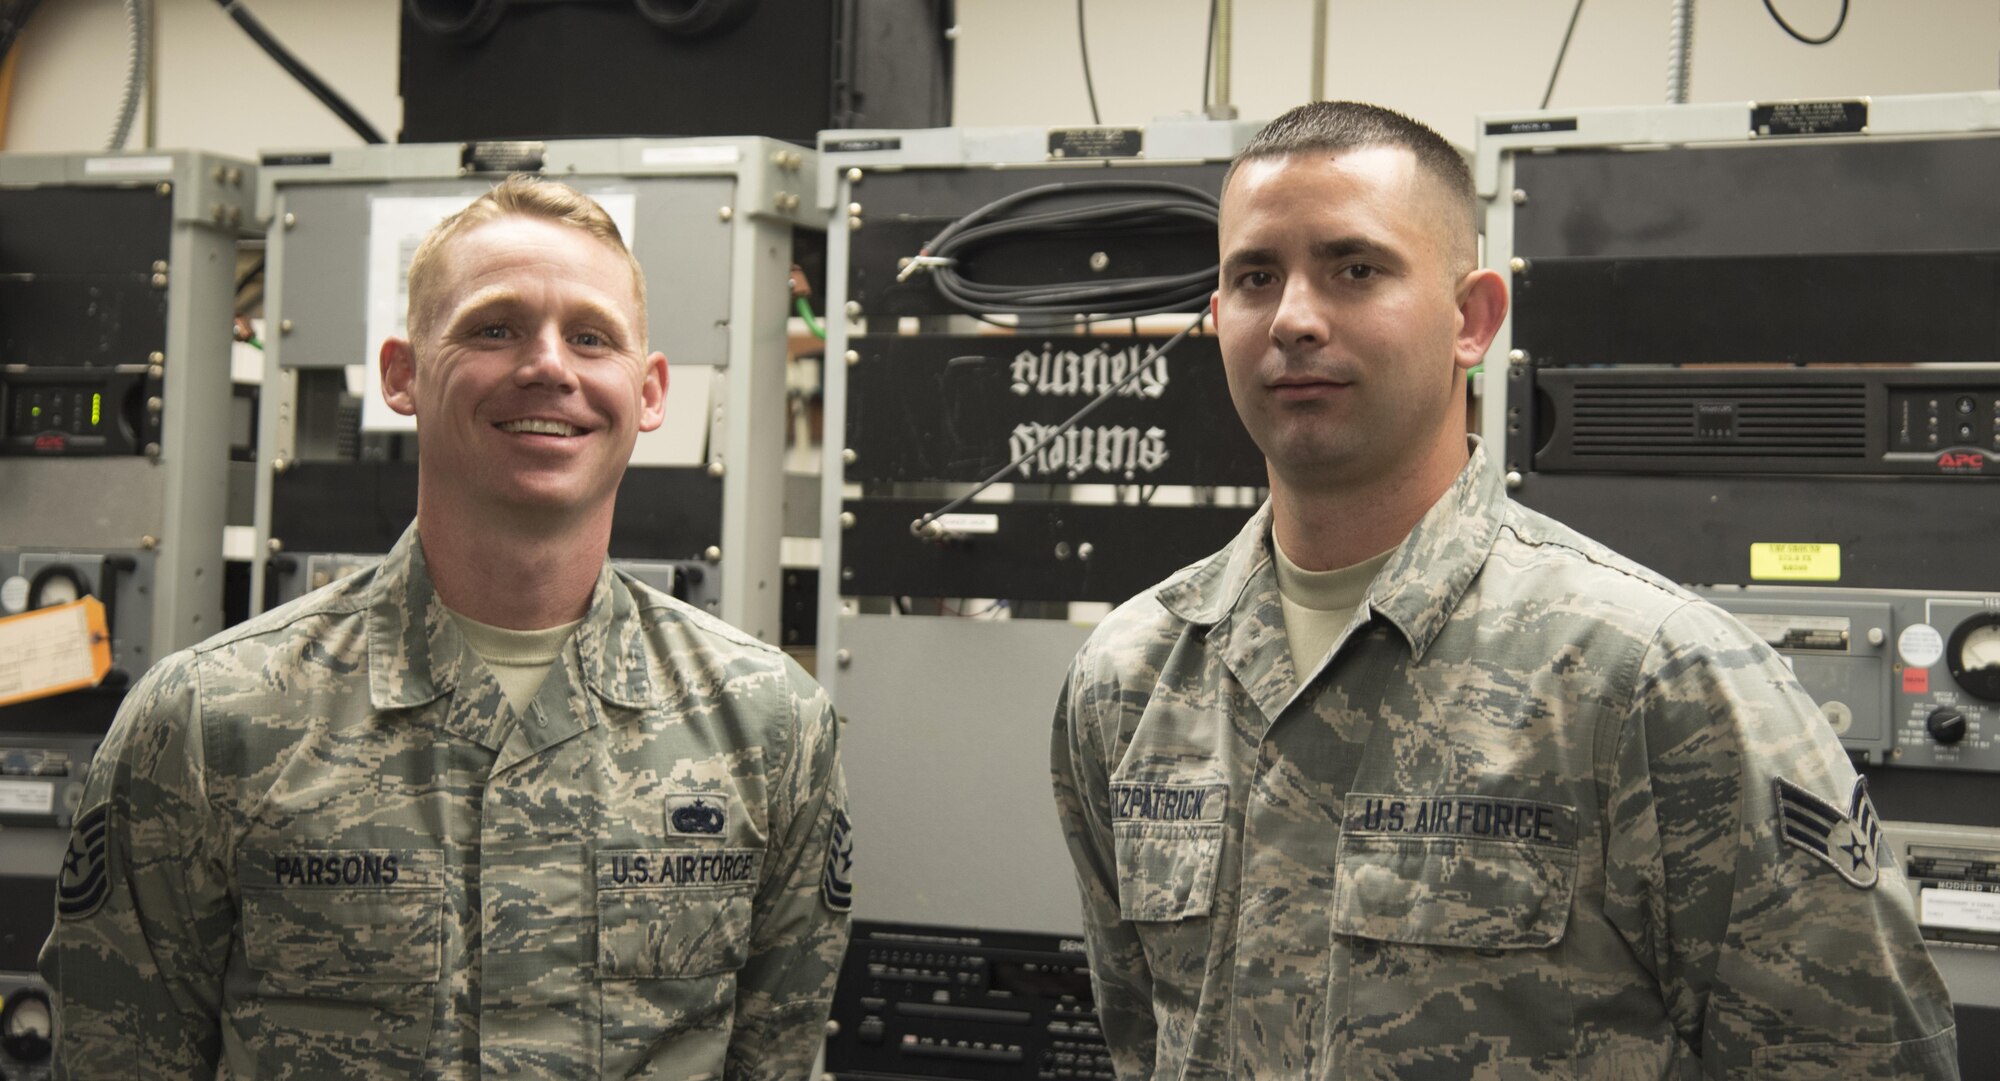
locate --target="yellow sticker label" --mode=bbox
[1749,543,1841,582]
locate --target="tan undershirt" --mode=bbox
[1272,536,1396,689]
[448,609,583,715]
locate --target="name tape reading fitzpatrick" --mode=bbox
[1111,783,1228,824]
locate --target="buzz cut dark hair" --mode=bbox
[1225,101,1477,267]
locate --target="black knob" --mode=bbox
[1927,708,1969,745]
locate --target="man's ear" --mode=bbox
[1453,268,1509,372]
[637,352,669,432]
[380,337,418,416]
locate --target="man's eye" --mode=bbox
[478,325,511,339]
[573,332,605,348]
[1238,271,1275,289]
[1343,265,1378,281]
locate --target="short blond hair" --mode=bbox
[404,174,648,349]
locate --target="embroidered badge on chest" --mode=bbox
[56,803,112,919]
[666,794,730,837]
[1775,776,1883,889]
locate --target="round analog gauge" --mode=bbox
[0,986,53,1062]
[1946,614,2000,702]
[27,565,89,609]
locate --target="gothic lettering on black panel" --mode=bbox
[845,335,1265,487]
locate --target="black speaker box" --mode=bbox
[398,0,953,144]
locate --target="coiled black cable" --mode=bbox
[904,179,1220,322]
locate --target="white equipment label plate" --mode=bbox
[1921,886,2000,933]
[0,780,57,815]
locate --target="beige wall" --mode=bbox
[7,0,399,158]
[6,0,1996,159]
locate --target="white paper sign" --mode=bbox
[629,365,712,467]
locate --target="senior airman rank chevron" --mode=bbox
[1775,775,1883,889]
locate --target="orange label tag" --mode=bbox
[1903,667,1930,694]
[0,597,112,707]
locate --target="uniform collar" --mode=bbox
[1156,438,1505,664]
[366,524,657,714]
[1366,438,1506,661]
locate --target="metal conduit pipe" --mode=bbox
[1211,0,1234,119]
[1310,0,1327,101]
[107,0,150,150]
[1667,0,1695,104]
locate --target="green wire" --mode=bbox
[794,296,825,339]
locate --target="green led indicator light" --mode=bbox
[92,393,102,427]
[30,406,40,417]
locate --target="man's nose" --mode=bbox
[516,324,578,388]
[1269,277,1328,348]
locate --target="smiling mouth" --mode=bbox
[497,419,584,437]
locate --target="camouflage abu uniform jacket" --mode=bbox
[1052,442,1956,1080]
[41,525,853,1080]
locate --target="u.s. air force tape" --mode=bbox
[599,849,763,889]
[1776,775,1882,889]
[1342,792,1577,848]
[56,803,111,920]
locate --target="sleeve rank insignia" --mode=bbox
[56,803,113,919]
[1775,775,1884,889]
[821,808,854,913]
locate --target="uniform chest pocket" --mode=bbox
[596,848,762,979]
[239,848,445,987]
[1329,832,1577,948]
[235,848,444,1079]
[1113,822,1223,922]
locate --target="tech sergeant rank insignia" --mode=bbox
[821,809,853,912]
[56,803,112,919]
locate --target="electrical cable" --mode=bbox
[794,295,824,339]
[1076,0,1100,124]
[1540,0,1585,110]
[214,0,384,144]
[1763,0,1847,45]
[0,0,43,65]
[900,179,1220,322]
[107,0,148,150]
[235,255,265,296]
[1200,0,1217,113]
[909,312,1205,539]
[935,0,955,123]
